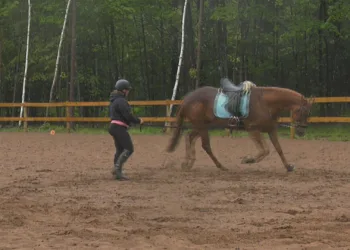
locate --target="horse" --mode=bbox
[165,78,314,172]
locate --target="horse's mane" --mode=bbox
[259,86,306,99]
[257,86,310,108]
[259,86,301,95]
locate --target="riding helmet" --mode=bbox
[115,79,132,91]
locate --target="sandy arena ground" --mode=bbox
[0,132,350,250]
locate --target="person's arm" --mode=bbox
[119,100,141,124]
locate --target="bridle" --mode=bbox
[284,103,312,129]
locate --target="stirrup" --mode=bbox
[228,116,240,127]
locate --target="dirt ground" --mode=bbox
[0,132,350,250]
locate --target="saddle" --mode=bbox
[219,78,245,116]
[220,78,245,93]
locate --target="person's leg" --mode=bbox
[110,124,134,180]
[109,124,124,175]
[113,138,123,164]
[115,129,134,180]
[110,136,124,175]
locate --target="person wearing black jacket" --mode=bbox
[108,79,143,180]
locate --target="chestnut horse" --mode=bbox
[165,78,313,172]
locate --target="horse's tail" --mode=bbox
[166,104,185,153]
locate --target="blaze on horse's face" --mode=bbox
[292,98,313,137]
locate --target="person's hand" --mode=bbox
[139,118,144,124]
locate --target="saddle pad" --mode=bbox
[239,92,251,118]
[213,91,251,119]
[213,92,233,119]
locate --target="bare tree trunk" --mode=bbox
[232,33,239,83]
[160,17,166,99]
[69,0,76,128]
[169,0,188,116]
[110,19,119,80]
[0,35,2,104]
[217,0,228,79]
[47,0,72,117]
[11,47,22,119]
[140,13,151,100]
[195,0,204,89]
[133,15,147,100]
[56,62,63,116]
[183,0,195,91]
[19,0,31,127]
[318,0,327,115]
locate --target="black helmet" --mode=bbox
[115,79,132,91]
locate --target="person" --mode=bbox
[108,79,143,181]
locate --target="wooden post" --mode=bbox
[66,102,71,133]
[165,100,171,134]
[23,106,28,132]
[290,111,295,139]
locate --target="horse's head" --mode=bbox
[291,96,314,137]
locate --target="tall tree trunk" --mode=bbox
[217,9,228,78]
[273,0,279,83]
[11,46,22,118]
[69,0,76,128]
[159,17,167,99]
[303,31,308,94]
[316,0,330,115]
[47,0,71,117]
[140,13,151,100]
[110,19,119,81]
[19,0,31,127]
[182,0,195,92]
[56,62,63,117]
[169,0,188,116]
[0,34,2,104]
[195,0,204,89]
[133,15,147,100]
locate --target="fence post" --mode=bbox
[66,102,71,133]
[290,111,295,139]
[23,106,28,132]
[165,100,171,134]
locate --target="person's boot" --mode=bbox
[111,152,121,176]
[113,149,132,181]
[115,164,129,181]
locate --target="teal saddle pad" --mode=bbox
[213,91,251,119]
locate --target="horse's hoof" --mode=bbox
[286,164,295,172]
[241,157,256,164]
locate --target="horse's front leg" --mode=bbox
[268,128,295,172]
[241,130,270,164]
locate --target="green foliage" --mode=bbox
[0,0,349,119]
[0,1,18,17]
[189,68,196,79]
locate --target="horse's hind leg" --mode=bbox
[200,129,228,171]
[181,130,199,170]
[241,130,270,164]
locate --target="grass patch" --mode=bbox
[1,123,350,141]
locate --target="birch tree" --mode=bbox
[19,0,31,126]
[195,0,204,89]
[168,0,188,118]
[46,0,72,117]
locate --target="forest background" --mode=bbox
[0,0,349,121]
